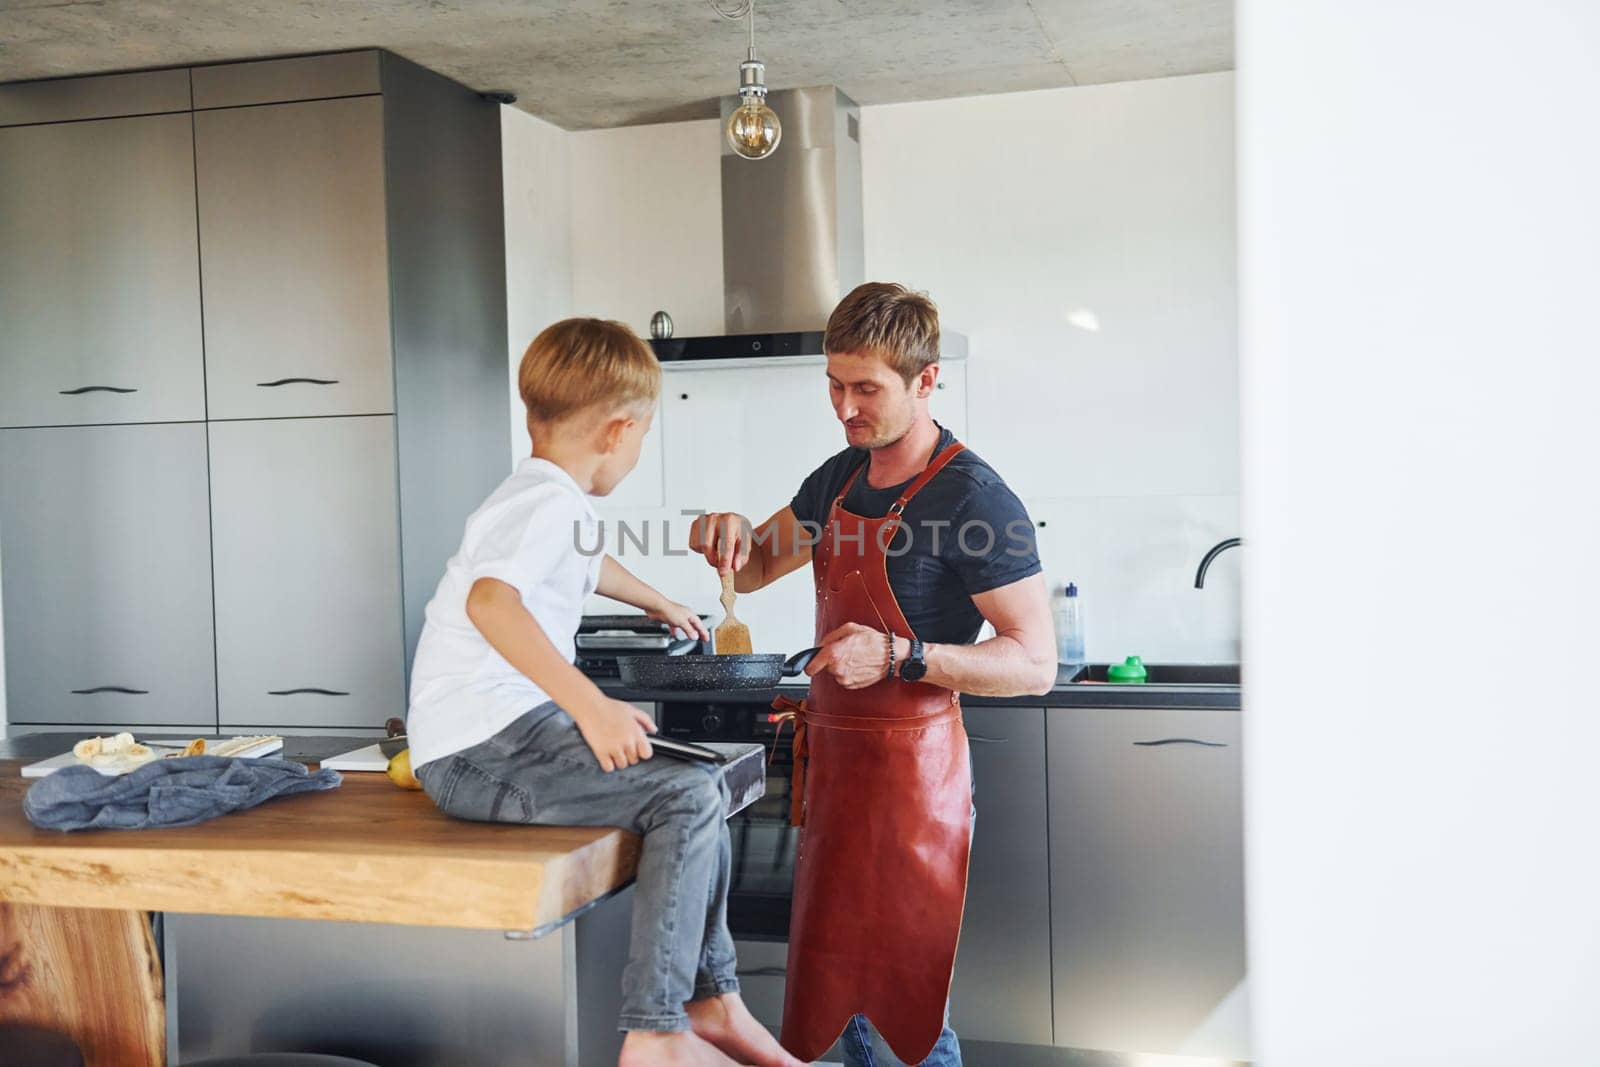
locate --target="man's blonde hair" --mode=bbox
[518,318,661,425]
[823,282,941,383]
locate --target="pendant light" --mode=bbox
[711,0,781,160]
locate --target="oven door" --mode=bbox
[659,701,797,940]
[726,739,797,940]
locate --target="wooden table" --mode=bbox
[0,736,764,1066]
[0,759,640,931]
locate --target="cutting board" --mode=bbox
[20,736,285,778]
[320,743,392,772]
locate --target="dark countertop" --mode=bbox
[597,663,1242,711]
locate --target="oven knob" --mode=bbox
[700,709,726,734]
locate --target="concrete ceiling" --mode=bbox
[0,0,1232,130]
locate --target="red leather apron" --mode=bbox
[773,441,973,1065]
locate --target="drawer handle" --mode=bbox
[966,734,1007,744]
[256,378,340,388]
[70,685,149,695]
[735,966,787,978]
[59,385,137,395]
[1134,738,1228,748]
[267,687,350,696]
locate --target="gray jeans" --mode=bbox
[417,704,739,1032]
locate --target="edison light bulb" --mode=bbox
[727,98,781,160]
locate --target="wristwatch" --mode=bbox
[899,635,928,683]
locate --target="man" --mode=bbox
[689,282,1056,1066]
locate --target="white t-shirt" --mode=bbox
[407,457,603,769]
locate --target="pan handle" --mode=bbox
[781,647,822,676]
[665,637,699,656]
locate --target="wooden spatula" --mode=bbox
[713,571,753,655]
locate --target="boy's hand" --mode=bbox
[571,699,658,772]
[647,598,711,642]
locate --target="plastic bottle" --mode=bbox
[1054,582,1086,667]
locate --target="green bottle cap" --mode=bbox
[1106,655,1148,684]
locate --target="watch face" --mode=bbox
[902,658,928,682]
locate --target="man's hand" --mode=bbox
[645,597,710,642]
[688,512,754,574]
[570,699,658,772]
[805,622,894,690]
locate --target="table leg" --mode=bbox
[0,901,165,1066]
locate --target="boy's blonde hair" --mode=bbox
[518,318,661,425]
[824,282,941,384]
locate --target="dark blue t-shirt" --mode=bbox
[789,425,1041,646]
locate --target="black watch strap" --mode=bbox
[900,635,927,681]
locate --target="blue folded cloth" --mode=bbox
[23,755,342,831]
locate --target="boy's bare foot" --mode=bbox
[619,1029,745,1067]
[686,993,807,1067]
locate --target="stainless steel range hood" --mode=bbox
[722,85,863,334]
[650,85,965,365]
[650,86,861,364]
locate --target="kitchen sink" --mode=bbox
[1073,662,1241,686]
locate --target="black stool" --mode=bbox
[0,1024,83,1067]
[186,1057,380,1066]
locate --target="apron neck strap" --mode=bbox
[888,441,966,516]
[833,441,967,513]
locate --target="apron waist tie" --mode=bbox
[770,696,809,827]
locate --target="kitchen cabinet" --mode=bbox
[1048,706,1246,1056]
[950,706,1055,1045]
[660,362,845,520]
[0,68,191,126]
[208,416,406,729]
[0,50,509,736]
[194,95,394,421]
[0,425,216,726]
[0,113,205,428]
[657,357,972,521]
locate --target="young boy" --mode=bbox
[407,319,804,1067]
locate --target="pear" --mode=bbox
[386,748,423,790]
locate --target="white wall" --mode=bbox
[1239,2,1600,1065]
[569,120,725,338]
[567,74,1240,663]
[863,74,1239,663]
[501,105,575,466]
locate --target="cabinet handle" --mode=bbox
[59,386,137,395]
[70,685,149,695]
[735,966,787,978]
[255,378,340,388]
[966,734,1007,744]
[267,687,350,696]
[1133,738,1228,748]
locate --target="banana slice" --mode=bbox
[72,733,153,768]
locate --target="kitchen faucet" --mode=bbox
[1195,538,1241,588]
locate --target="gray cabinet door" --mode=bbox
[951,706,1055,1045]
[0,425,216,725]
[208,416,405,728]
[0,114,206,427]
[194,96,394,420]
[1048,707,1246,1055]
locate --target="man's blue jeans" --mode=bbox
[839,1006,962,1067]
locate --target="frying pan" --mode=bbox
[616,639,821,691]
